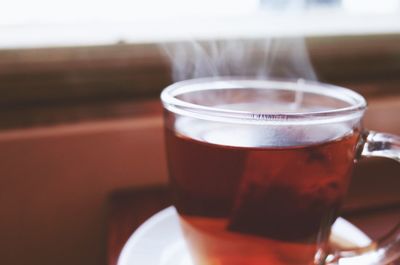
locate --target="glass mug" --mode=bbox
[160,78,400,265]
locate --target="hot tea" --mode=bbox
[165,119,359,265]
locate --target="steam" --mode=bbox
[162,37,317,82]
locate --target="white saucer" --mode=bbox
[117,206,371,265]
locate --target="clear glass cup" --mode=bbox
[161,78,400,265]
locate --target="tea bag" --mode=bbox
[228,147,344,241]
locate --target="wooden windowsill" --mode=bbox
[0,34,399,130]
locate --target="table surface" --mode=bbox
[107,159,400,265]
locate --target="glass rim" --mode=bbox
[160,77,367,125]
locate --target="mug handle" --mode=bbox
[327,131,400,265]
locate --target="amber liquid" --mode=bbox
[165,121,359,265]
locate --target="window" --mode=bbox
[2,0,400,48]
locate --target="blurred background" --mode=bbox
[0,1,399,265]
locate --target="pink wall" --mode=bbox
[0,116,167,265]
